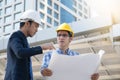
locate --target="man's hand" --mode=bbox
[41,43,55,50]
[91,73,99,80]
[41,68,52,76]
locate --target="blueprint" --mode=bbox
[46,50,105,80]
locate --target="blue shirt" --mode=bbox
[41,48,79,70]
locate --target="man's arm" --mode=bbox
[10,37,43,58]
[40,52,53,76]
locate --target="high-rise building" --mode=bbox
[0,0,90,36]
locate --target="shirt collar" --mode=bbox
[56,48,70,55]
[17,30,27,41]
[18,30,26,38]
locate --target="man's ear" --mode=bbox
[25,21,30,26]
[24,22,31,30]
[69,37,73,42]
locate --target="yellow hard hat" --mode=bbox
[56,23,74,37]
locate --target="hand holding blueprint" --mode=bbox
[46,50,105,80]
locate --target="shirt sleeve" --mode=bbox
[40,51,52,72]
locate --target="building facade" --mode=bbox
[0,0,90,36]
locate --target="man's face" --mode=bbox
[27,22,39,37]
[57,31,73,49]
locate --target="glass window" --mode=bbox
[84,1,87,6]
[84,8,88,14]
[54,12,58,19]
[4,15,12,23]
[14,3,22,12]
[40,3,45,10]
[0,9,3,16]
[78,0,82,2]
[14,22,19,30]
[0,27,2,33]
[84,15,88,19]
[5,6,12,15]
[0,18,2,24]
[47,25,51,28]
[79,11,82,17]
[14,12,22,20]
[78,4,82,10]
[60,0,73,10]
[5,0,12,5]
[47,7,52,15]
[40,22,45,28]
[4,24,12,33]
[54,20,58,27]
[73,1,76,6]
[40,12,45,19]
[47,16,52,24]
[0,0,3,7]
[47,0,52,6]
[15,0,21,2]
[0,18,2,23]
[73,8,76,13]
[54,3,58,10]
[41,0,45,2]
[60,8,76,23]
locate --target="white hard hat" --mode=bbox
[20,10,41,25]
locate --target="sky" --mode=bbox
[90,0,112,17]
[89,0,120,23]
[90,0,120,17]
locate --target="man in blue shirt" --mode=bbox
[40,23,99,80]
[4,10,55,80]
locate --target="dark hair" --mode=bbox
[67,31,72,37]
[20,21,33,28]
[57,31,72,37]
[20,22,25,28]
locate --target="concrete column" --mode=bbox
[112,24,120,54]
